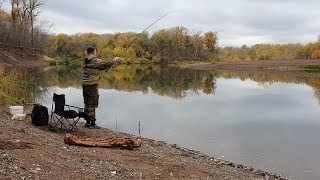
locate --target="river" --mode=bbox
[16,65,320,179]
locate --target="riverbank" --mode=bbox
[181,59,320,71]
[0,105,287,180]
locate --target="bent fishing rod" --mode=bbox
[105,10,179,72]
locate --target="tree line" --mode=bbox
[46,28,218,64]
[46,31,320,63]
[1,1,319,63]
[218,41,320,62]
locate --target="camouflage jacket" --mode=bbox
[82,54,114,86]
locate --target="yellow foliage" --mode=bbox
[311,49,320,59]
[204,31,218,52]
[114,46,125,57]
[0,67,4,77]
[113,71,124,80]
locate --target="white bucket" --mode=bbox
[9,106,24,115]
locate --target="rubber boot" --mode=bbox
[84,120,91,128]
[89,121,101,129]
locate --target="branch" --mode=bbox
[0,0,4,8]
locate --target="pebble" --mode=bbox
[111,171,117,175]
[29,170,38,174]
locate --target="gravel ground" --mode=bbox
[0,106,288,180]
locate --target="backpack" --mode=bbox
[31,104,49,126]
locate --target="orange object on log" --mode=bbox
[64,134,142,148]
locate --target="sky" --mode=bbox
[2,0,320,47]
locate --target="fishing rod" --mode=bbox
[105,10,179,72]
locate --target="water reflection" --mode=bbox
[43,65,217,99]
[217,71,320,103]
[0,67,49,104]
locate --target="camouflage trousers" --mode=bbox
[82,84,99,122]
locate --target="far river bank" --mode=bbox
[181,59,320,72]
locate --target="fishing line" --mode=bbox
[106,10,181,71]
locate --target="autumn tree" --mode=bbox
[311,42,320,59]
[204,31,218,54]
[52,34,69,58]
[190,31,203,59]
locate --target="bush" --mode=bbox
[0,92,22,105]
[0,67,34,105]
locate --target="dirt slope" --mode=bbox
[0,45,45,67]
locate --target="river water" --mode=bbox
[25,65,320,179]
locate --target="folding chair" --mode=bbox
[50,93,84,132]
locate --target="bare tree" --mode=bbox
[26,0,44,47]
[32,19,52,49]
[191,30,203,59]
[7,0,45,47]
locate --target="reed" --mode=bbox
[0,67,35,105]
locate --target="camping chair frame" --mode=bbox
[50,93,84,132]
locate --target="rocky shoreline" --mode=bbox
[0,106,288,180]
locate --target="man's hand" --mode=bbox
[113,57,121,64]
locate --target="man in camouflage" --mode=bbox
[82,47,119,128]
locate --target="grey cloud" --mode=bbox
[22,0,320,46]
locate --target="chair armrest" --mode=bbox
[65,104,84,112]
[65,104,83,109]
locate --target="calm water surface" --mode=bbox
[33,66,320,179]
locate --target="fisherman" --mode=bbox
[82,47,120,128]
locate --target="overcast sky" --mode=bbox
[3,0,320,47]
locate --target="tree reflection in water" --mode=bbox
[43,65,217,99]
[7,65,320,103]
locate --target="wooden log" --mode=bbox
[64,134,142,148]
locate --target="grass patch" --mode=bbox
[81,129,96,138]
[161,167,176,173]
[0,92,22,105]
[0,67,35,105]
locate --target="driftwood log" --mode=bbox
[64,134,142,148]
